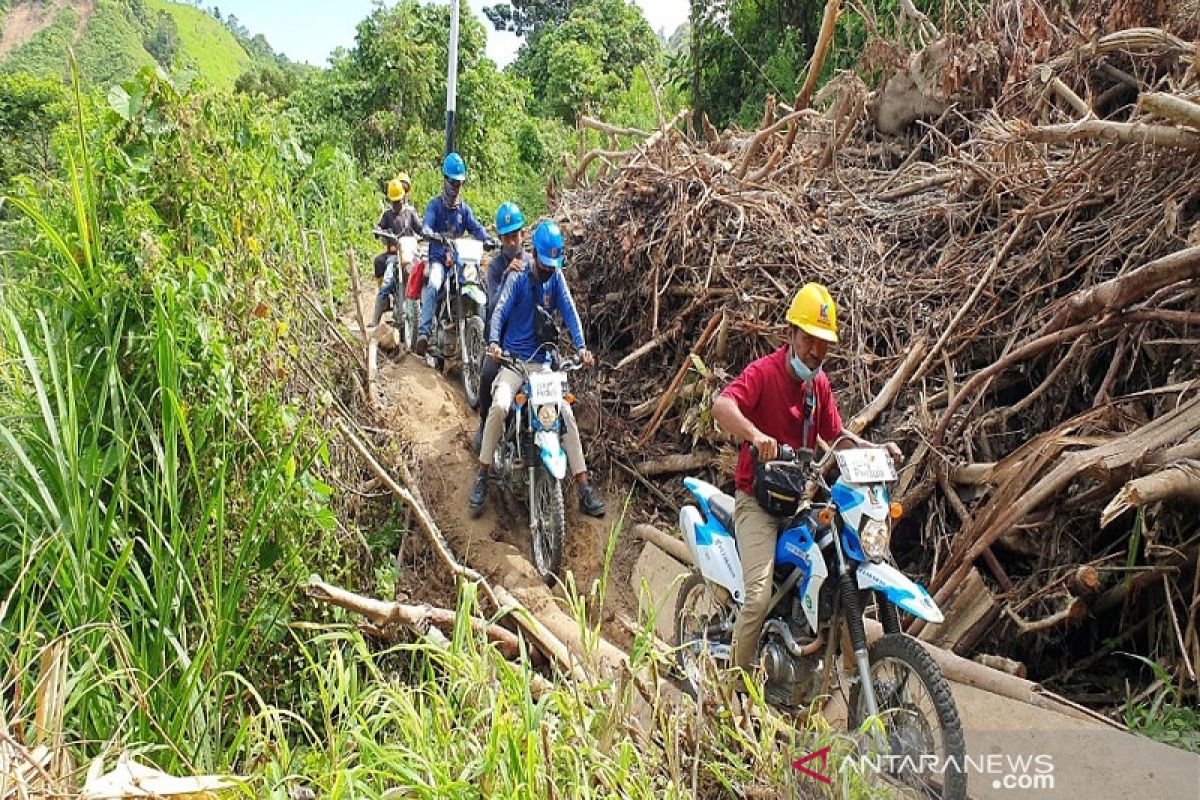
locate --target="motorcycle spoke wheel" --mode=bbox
[849,634,967,800]
[530,470,564,583]
[673,573,733,698]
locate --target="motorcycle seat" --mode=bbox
[708,491,736,535]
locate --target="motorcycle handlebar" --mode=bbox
[373,228,399,241]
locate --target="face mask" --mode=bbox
[535,265,554,283]
[789,346,821,382]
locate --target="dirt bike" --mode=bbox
[423,234,491,408]
[371,228,423,349]
[488,344,584,583]
[674,436,967,799]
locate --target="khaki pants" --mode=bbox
[479,361,587,475]
[731,490,784,670]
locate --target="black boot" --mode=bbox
[371,295,390,327]
[578,483,606,517]
[413,334,429,356]
[468,471,488,517]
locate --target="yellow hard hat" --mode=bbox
[395,171,412,190]
[386,178,405,202]
[785,282,839,342]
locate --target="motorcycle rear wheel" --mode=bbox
[673,572,735,698]
[530,467,564,583]
[848,633,967,800]
[402,299,418,350]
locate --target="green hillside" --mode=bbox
[0,0,254,90]
[145,0,252,89]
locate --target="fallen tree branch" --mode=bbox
[1015,119,1200,149]
[1041,245,1200,335]
[305,579,525,660]
[1138,92,1200,132]
[632,523,693,566]
[635,451,714,477]
[1101,459,1200,527]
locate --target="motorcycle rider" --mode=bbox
[414,152,496,356]
[473,201,530,450]
[471,220,606,519]
[371,174,421,325]
[711,282,903,674]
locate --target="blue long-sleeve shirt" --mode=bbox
[421,196,488,267]
[485,251,532,329]
[490,266,586,361]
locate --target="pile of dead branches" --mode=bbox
[557,0,1200,705]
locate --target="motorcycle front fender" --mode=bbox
[462,283,487,308]
[534,431,567,480]
[856,561,945,623]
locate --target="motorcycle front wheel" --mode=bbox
[848,633,967,800]
[461,315,485,409]
[530,466,564,583]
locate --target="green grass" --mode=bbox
[146,0,252,91]
[1,0,252,90]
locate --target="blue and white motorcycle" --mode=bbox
[490,344,583,582]
[674,436,966,799]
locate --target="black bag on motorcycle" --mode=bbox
[752,460,806,517]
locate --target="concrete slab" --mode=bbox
[630,541,691,641]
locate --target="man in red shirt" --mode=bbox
[712,282,903,673]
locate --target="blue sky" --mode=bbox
[202,0,689,68]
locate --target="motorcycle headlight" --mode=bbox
[462,263,479,282]
[860,518,891,561]
[536,403,559,430]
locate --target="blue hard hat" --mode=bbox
[442,151,467,181]
[495,202,525,236]
[532,220,564,268]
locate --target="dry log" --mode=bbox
[305,579,524,660]
[847,336,928,435]
[1139,92,1200,132]
[864,620,1123,729]
[580,116,650,138]
[1101,459,1200,527]
[928,395,1200,611]
[974,654,1028,679]
[1016,119,1200,149]
[919,568,996,651]
[635,451,714,477]
[1041,244,1200,335]
[1068,565,1101,596]
[794,0,843,111]
[632,523,693,567]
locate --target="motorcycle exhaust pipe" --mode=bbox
[762,619,825,657]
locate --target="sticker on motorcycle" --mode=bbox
[529,372,565,405]
[835,448,897,483]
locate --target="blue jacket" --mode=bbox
[421,196,488,266]
[490,266,586,361]
[485,251,532,328]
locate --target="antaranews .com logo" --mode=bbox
[793,746,1056,790]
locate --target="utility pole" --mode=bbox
[689,0,702,138]
[444,0,460,155]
